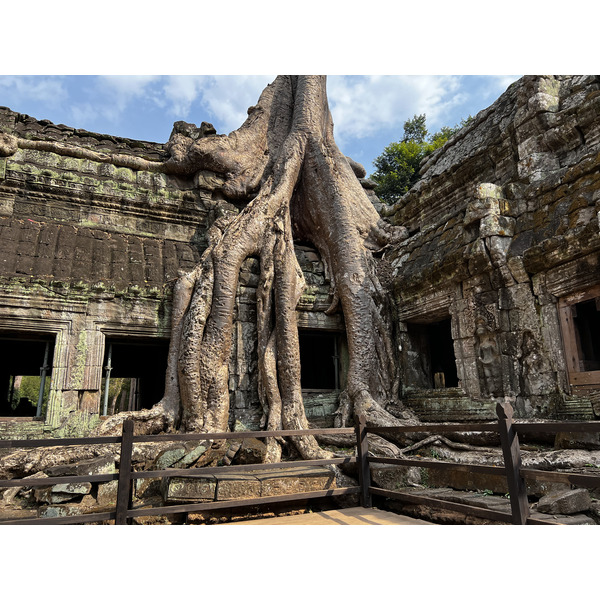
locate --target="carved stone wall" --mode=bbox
[0,107,343,438]
[386,75,600,420]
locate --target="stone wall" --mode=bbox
[0,107,215,437]
[386,75,600,420]
[0,107,343,438]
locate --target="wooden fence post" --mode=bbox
[355,414,372,508]
[496,402,529,525]
[115,418,134,525]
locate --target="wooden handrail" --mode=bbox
[1,411,600,525]
[366,423,500,434]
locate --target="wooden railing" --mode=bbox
[0,424,359,525]
[362,402,600,525]
[1,402,599,525]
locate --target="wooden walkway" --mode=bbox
[221,506,434,525]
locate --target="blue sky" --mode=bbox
[0,74,519,176]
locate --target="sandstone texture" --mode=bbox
[385,75,600,422]
[537,488,592,514]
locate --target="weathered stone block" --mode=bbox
[38,504,87,518]
[1,470,47,505]
[235,438,268,464]
[518,152,560,181]
[215,473,261,500]
[162,475,217,503]
[371,464,421,490]
[537,488,591,515]
[530,511,596,525]
[467,238,492,275]
[464,198,500,227]
[44,456,116,478]
[172,444,208,468]
[475,183,506,201]
[528,92,560,114]
[555,431,600,450]
[97,480,119,506]
[151,445,188,470]
[52,482,92,495]
[486,235,512,262]
[506,256,530,284]
[35,482,91,504]
[479,215,515,238]
[257,466,336,497]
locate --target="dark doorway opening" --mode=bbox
[0,333,54,418]
[101,338,169,415]
[573,298,600,371]
[407,318,458,388]
[298,331,340,390]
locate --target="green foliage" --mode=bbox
[102,377,133,415]
[372,114,472,203]
[402,113,427,143]
[8,375,50,415]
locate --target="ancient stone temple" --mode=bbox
[0,74,598,440]
[385,75,600,422]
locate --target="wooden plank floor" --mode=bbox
[221,506,434,525]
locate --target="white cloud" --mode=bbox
[0,76,68,110]
[328,75,466,140]
[326,75,526,149]
[99,75,161,111]
[160,76,211,118]
[136,75,276,133]
[69,103,100,126]
[327,75,463,144]
[194,75,275,133]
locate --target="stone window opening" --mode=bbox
[558,285,600,390]
[100,338,169,416]
[407,318,459,389]
[298,330,343,391]
[0,333,54,418]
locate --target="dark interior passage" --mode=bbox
[102,338,169,414]
[407,318,458,389]
[573,298,600,371]
[0,333,54,417]
[298,331,339,390]
[427,319,459,387]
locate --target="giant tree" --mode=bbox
[96,75,415,460]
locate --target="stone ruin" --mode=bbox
[1,74,599,523]
[0,75,599,441]
[384,75,600,426]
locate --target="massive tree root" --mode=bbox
[97,76,417,460]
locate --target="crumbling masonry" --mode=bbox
[0,74,599,441]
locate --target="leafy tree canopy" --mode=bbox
[372,114,472,203]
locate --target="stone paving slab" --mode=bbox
[220,506,434,525]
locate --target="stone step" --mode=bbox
[162,465,337,504]
[556,397,595,420]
